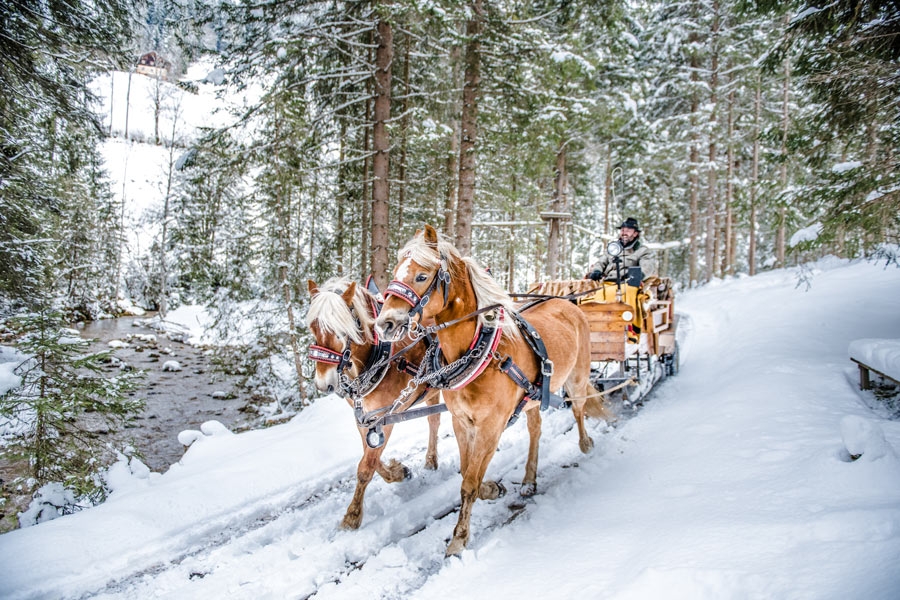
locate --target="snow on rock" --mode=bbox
[107,339,129,349]
[162,360,182,372]
[17,483,77,528]
[840,415,896,462]
[849,338,900,382]
[177,429,204,447]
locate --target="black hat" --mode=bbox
[619,217,641,232]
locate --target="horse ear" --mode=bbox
[341,281,357,304]
[423,224,438,248]
[307,280,319,296]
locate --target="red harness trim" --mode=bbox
[308,344,343,365]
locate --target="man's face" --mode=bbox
[620,227,638,244]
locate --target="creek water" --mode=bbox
[79,315,255,472]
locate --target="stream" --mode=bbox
[79,315,256,473]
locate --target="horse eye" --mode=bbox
[415,273,428,283]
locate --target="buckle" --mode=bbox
[541,359,554,378]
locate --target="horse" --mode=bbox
[306,277,442,530]
[374,225,609,556]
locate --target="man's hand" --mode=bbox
[587,270,603,281]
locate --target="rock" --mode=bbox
[162,360,182,372]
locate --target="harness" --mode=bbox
[307,294,394,400]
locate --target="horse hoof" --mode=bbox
[402,465,412,480]
[340,516,361,530]
[492,481,507,499]
[520,482,537,497]
[445,537,466,557]
[425,457,438,471]
[579,436,595,454]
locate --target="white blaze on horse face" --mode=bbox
[395,256,412,283]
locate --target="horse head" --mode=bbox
[306,278,377,394]
[375,224,519,344]
[375,225,457,342]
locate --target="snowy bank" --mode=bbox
[0,257,899,600]
[849,338,900,383]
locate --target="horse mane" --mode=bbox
[399,230,520,339]
[305,277,376,345]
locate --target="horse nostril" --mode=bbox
[326,384,334,393]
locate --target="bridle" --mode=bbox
[307,296,393,400]
[383,253,452,326]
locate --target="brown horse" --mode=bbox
[306,277,441,530]
[374,225,607,556]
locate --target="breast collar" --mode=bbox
[420,308,505,390]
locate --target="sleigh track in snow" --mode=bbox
[78,379,671,600]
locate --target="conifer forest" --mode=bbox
[1,0,898,518]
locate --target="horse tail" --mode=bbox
[583,394,612,421]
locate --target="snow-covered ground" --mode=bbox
[1,256,899,599]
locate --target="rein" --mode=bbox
[508,286,603,302]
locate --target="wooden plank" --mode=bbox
[591,348,625,361]
[851,358,899,388]
[591,333,626,347]
[587,320,629,333]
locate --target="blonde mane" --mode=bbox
[305,277,376,345]
[398,230,520,338]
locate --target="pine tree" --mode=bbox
[0,0,135,309]
[0,307,143,514]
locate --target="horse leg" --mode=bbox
[520,403,541,497]
[373,426,411,483]
[341,443,381,530]
[566,380,594,454]
[342,427,407,530]
[424,390,441,470]
[446,417,505,557]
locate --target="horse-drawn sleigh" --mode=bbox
[306,224,678,555]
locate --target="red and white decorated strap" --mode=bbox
[384,280,421,307]
[445,308,505,390]
[308,344,343,365]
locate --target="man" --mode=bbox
[587,217,658,282]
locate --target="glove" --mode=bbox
[588,270,602,281]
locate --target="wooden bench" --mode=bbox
[851,358,900,391]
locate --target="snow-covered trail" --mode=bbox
[87,409,613,599]
[2,257,900,600]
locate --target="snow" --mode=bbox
[1,257,899,599]
[162,360,182,372]
[0,346,24,396]
[849,338,900,383]
[832,160,862,173]
[789,222,822,247]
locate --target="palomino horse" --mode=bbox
[374,225,607,556]
[306,277,441,530]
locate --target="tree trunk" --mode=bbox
[360,30,374,280]
[547,141,566,279]
[776,45,791,267]
[604,145,613,235]
[455,0,483,256]
[688,73,700,285]
[398,28,410,232]
[749,74,761,276]
[723,82,735,277]
[704,0,719,283]
[371,12,393,289]
[444,40,462,239]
